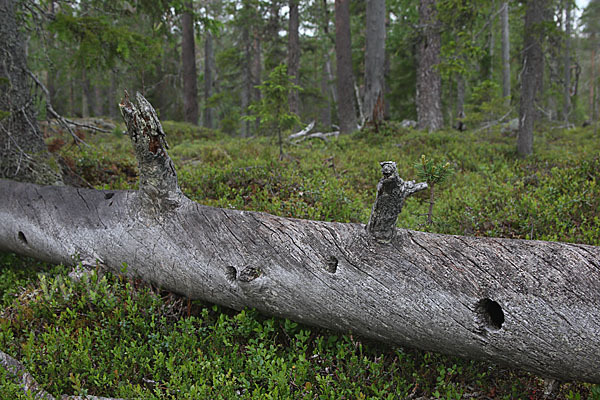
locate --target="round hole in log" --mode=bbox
[18,231,28,245]
[475,298,504,330]
[325,256,338,273]
[225,266,237,282]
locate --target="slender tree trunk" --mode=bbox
[489,0,495,80]
[455,72,466,130]
[0,0,61,185]
[563,1,572,123]
[288,0,300,115]
[241,26,251,137]
[334,0,357,134]
[81,70,90,118]
[319,0,333,128]
[518,0,548,157]
[363,0,386,128]
[416,0,443,131]
[94,85,104,117]
[251,29,262,133]
[2,94,600,384]
[182,1,199,125]
[501,1,510,105]
[383,13,391,120]
[110,70,118,119]
[590,37,596,123]
[204,31,214,129]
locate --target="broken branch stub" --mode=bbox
[367,161,427,243]
[119,91,182,216]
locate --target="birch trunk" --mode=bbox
[1,93,600,383]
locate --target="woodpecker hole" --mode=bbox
[325,255,338,273]
[225,266,237,282]
[17,231,28,245]
[104,192,114,200]
[475,298,505,330]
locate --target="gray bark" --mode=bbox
[182,1,199,125]
[288,0,300,115]
[1,94,600,384]
[501,2,510,104]
[204,31,215,129]
[563,1,572,123]
[334,0,358,134]
[0,0,62,185]
[416,0,443,131]
[518,0,548,157]
[363,0,386,127]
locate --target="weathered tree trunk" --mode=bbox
[204,30,215,129]
[1,93,600,384]
[363,0,386,128]
[517,0,547,157]
[501,1,510,105]
[182,1,199,125]
[288,0,300,116]
[334,0,358,134]
[416,0,443,131]
[0,0,62,185]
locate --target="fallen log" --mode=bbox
[1,92,599,383]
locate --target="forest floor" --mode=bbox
[1,120,599,399]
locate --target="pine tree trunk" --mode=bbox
[518,0,547,157]
[288,0,301,116]
[182,1,199,125]
[334,0,357,134]
[563,1,571,123]
[363,0,386,127]
[416,0,443,131]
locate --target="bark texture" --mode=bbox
[1,94,600,383]
[182,2,199,125]
[0,0,62,185]
[334,0,358,134]
[416,0,443,131]
[288,0,301,116]
[518,0,548,157]
[363,0,386,128]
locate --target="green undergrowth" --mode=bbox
[2,266,597,399]
[1,120,597,398]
